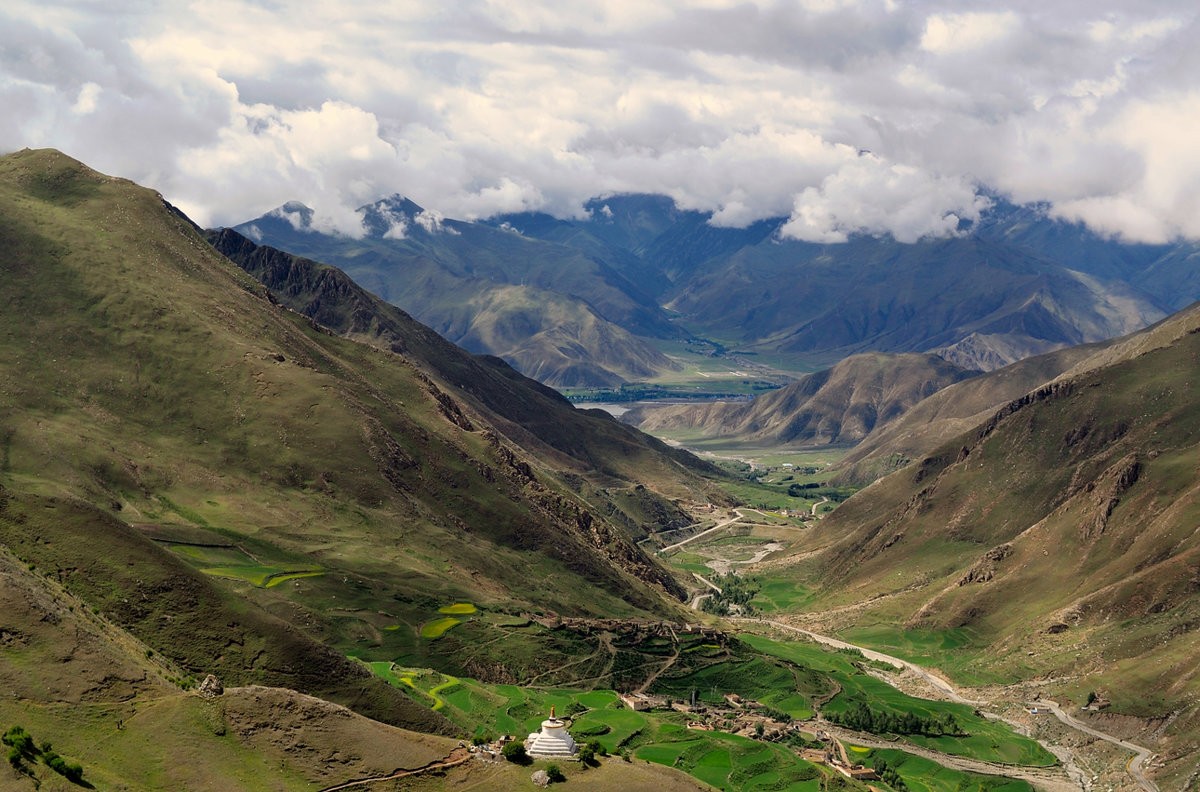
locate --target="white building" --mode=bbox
[525,707,579,760]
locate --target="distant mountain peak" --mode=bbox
[360,194,461,239]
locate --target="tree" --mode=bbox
[502,741,530,765]
[578,744,595,765]
[545,763,566,783]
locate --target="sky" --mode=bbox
[3,0,1199,243]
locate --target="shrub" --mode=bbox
[1,726,37,761]
[545,763,565,783]
[502,741,530,765]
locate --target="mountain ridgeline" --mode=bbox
[234,192,1198,387]
[233,198,682,387]
[623,353,978,447]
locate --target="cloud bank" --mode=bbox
[3,0,1199,243]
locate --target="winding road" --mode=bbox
[1032,699,1158,792]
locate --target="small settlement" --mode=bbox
[467,615,879,780]
[470,693,878,782]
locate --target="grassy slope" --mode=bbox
[0,149,685,607]
[773,302,1200,776]
[0,544,457,790]
[0,150,721,726]
[204,227,724,502]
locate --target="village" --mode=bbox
[468,685,881,785]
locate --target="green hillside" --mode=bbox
[771,301,1200,783]
[0,148,706,711]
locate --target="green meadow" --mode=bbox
[837,625,1008,686]
[739,634,1056,767]
[358,621,1052,792]
[367,664,1044,792]
[860,748,1035,792]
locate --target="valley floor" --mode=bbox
[656,512,1164,792]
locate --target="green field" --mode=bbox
[359,622,1052,792]
[837,625,1007,686]
[200,565,324,588]
[738,633,1056,766]
[751,580,816,613]
[420,617,463,639]
[861,747,1035,792]
[373,669,827,792]
[438,602,478,615]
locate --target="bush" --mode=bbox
[578,744,595,765]
[2,726,37,759]
[545,763,565,783]
[502,741,530,765]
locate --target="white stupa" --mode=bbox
[525,707,579,760]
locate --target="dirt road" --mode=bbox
[661,510,745,553]
[1032,700,1158,792]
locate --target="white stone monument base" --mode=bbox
[526,715,579,760]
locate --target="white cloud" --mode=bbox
[2,0,1199,244]
[70,81,99,114]
[413,208,458,235]
[381,209,409,239]
[780,155,989,243]
[1050,90,1200,242]
[920,12,1019,55]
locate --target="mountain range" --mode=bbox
[5,147,1200,790]
[233,193,1198,388]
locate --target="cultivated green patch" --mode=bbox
[369,670,827,792]
[739,634,1056,767]
[861,747,1035,792]
[200,565,324,588]
[420,618,463,639]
